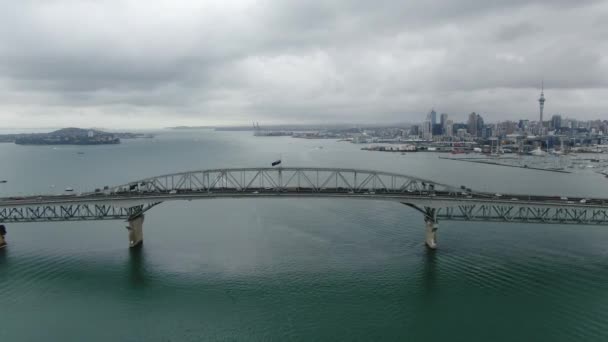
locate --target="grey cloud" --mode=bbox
[495,22,541,42]
[0,0,606,127]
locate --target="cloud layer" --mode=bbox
[0,0,607,128]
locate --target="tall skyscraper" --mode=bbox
[551,114,562,130]
[429,109,437,125]
[422,111,433,140]
[468,112,478,136]
[440,113,448,132]
[539,81,546,124]
[476,114,484,137]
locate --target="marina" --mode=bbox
[438,156,572,173]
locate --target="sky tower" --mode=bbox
[538,81,546,124]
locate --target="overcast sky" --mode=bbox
[0,0,607,128]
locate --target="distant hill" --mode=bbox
[168,126,216,130]
[0,127,153,145]
[47,127,107,137]
[15,128,119,145]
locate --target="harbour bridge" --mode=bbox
[1,167,607,250]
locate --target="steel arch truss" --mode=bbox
[108,167,455,195]
[3,167,608,227]
[0,202,160,223]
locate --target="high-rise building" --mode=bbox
[551,114,562,130]
[422,111,433,140]
[505,121,516,135]
[429,109,437,125]
[445,120,453,137]
[468,112,478,136]
[481,126,492,139]
[476,114,484,137]
[440,113,448,131]
[409,125,419,136]
[432,124,443,136]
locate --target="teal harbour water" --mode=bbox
[1,130,608,341]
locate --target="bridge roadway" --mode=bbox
[0,167,606,249]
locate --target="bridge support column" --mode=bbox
[424,219,438,249]
[0,225,6,249]
[127,215,144,248]
[424,207,438,249]
[401,203,439,249]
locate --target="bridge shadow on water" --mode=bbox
[421,248,438,297]
[125,245,148,290]
[0,242,153,295]
[404,247,449,339]
[0,246,7,267]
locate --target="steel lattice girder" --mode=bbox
[437,204,608,225]
[0,203,159,223]
[106,167,456,194]
[1,167,607,226]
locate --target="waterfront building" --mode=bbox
[456,128,468,139]
[453,122,468,133]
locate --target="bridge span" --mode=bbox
[0,167,606,250]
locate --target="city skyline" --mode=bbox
[0,1,606,128]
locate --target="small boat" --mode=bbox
[0,180,7,183]
[77,152,85,155]
[530,147,546,156]
[65,187,74,192]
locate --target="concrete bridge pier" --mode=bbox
[0,225,6,249]
[126,215,144,248]
[402,203,439,249]
[424,207,438,249]
[424,217,438,249]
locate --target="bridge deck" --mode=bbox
[0,167,605,225]
[1,187,606,207]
